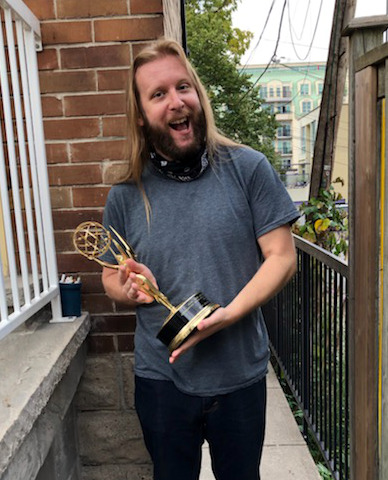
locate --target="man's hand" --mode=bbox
[102,259,158,306]
[169,306,234,364]
[119,259,158,304]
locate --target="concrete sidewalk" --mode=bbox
[200,365,321,479]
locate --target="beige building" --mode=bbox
[289,102,349,203]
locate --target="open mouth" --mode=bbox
[169,117,189,131]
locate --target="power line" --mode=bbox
[239,0,277,74]
[288,0,311,41]
[260,37,329,52]
[288,0,324,61]
[239,0,288,100]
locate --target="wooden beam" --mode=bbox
[355,42,388,73]
[351,65,379,480]
[343,14,388,35]
[309,0,356,198]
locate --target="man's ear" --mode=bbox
[137,115,145,126]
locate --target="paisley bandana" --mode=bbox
[150,148,209,182]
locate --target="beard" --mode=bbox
[142,109,207,162]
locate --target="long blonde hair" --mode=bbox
[121,38,238,217]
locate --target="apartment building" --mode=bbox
[242,61,326,200]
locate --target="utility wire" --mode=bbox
[239,0,277,75]
[277,61,326,81]
[288,0,324,61]
[288,0,311,41]
[238,0,288,102]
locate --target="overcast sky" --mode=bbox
[232,0,388,66]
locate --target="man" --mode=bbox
[102,38,298,480]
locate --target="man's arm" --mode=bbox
[169,224,296,363]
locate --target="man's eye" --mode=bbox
[153,91,164,98]
[178,84,190,91]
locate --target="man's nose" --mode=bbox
[168,90,184,110]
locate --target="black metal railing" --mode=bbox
[263,235,349,480]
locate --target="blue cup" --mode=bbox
[59,282,82,317]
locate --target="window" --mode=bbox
[300,83,310,95]
[277,103,291,114]
[317,82,324,95]
[282,85,291,98]
[259,86,268,98]
[311,120,317,140]
[276,86,281,97]
[282,158,291,170]
[301,126,306,153]
[277,123,291,137]
[278,140,292,155]
[302,101,312,114]
[269,87,274,97]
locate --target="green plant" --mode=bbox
[317,462,334,479]
[293,184,348,257]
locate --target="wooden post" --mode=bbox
[344,15,388,480]
[309,0,356,198]
[381,69,388,480]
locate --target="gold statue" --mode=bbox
[73,221,219,352]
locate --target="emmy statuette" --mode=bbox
[73,221,219,352]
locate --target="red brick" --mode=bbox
[130,0,163,14]
[49,164,102,185]
[87,334,116,354]
[73,186,110,207]
[44,118,100,140]
[24,0,55,20]
[54,230,74,252]
[45,143,68,163]
[71,140,125,162]
[83,294,114,313]
[41,96,63,117]
[61,45,130,69]
[132,42,154,59]
[52,209,103,229]
[40,71,96,94]
[57,0,128,18]
[79,273,105,293]
[90,314,136,333]
[102,116,127,137]
[64,93,125,116]
[42,21,92,45]
[117,334,135,352]
[56,252,101,273]
[97,69,129,91]
[94,17,163,42]
[37,49,59,70]
[103,162,128,185]
[50,187,72,208]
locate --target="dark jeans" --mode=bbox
[135,376,266,480]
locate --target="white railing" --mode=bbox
[0,0,62,340]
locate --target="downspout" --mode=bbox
[180,0,188,54]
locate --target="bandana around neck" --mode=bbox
[149,148,209,182]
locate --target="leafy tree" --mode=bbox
[185,0,279,167]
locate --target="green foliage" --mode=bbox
[293,184,348,257]
[317,463,334,480]
[185,0,279,168]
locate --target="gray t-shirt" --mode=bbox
[103,146,298,396]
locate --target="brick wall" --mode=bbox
[24,0,182,354]
[20,2,182,477]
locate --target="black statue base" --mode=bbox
[157,292,219,353]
